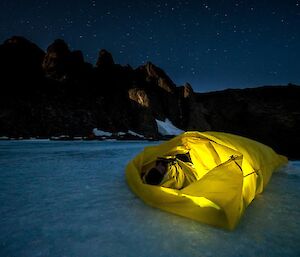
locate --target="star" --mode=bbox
[0,0,298,92]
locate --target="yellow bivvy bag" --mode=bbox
[125,131,288,230]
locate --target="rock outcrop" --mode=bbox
[42,39,71,79]
[0,36,299,159]
[137,62,177,93]
[0,36,45,95]
[43,39,92,83]
[191,86,300,159]
[96,49,115,68]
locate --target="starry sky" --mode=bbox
[0,0,299,92]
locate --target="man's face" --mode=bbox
[156,161,167,175]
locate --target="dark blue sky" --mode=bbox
[0,0,299,92]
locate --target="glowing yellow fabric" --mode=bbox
[125,131,288,230]
[142,155,197,189]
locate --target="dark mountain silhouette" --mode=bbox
[0,36,299,159]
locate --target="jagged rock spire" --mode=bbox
[137,61,177,93]
[42,39,71,79]
[96,49,114,67]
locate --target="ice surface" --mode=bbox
[0,141,299,257]
[156,118,185,135]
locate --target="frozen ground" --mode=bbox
[0,140,299,257]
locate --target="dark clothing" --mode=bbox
[143,152,196,189]
[144,168,164,185]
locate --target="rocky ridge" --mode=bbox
[0,36,299,159]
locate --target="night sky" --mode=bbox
[0,0,299,92]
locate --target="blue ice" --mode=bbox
[0,140,299,257]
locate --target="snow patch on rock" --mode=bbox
[128,130,144,138]
[92,128,112,137]
[155,118,184,136]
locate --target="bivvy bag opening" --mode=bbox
[125,131,288,230]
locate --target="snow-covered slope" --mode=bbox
[155,118,184,136]
[92,128,112,137]
[128,130,144,138]
[93,128,145,139]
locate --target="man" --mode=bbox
[142,153,197,189]
[143,158,169,186]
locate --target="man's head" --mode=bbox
[144,159,168,185]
